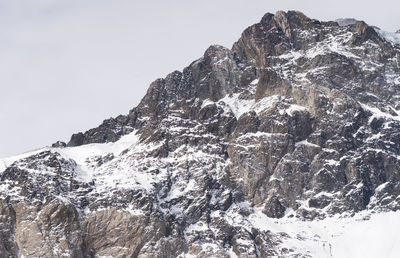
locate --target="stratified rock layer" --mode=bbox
[1,10,400,257]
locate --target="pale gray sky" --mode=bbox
[0,0,399,158]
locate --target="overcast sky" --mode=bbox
[0,0,399,158]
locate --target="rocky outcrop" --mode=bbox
[67,115,135,146]
[1,10,400,257]
[51,141,66,148]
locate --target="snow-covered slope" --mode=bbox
[250,209,400,258]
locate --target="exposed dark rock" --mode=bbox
[51,141,66,148]
[67,115,135,146]
[263,196,286,218]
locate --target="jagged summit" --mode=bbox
[1,10,400,257]
[67,10,395,147]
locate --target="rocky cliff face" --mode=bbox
[1,10,400,257]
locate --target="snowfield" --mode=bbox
[250,209,400,258]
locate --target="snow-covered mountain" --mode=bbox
[1,10,400,257]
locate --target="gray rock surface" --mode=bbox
[1,10,400,257]
[336,18,358,26]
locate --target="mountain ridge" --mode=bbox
[66,10,399,148]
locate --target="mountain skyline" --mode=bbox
[1,0,400,158]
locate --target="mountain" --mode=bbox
[1,10,400,257]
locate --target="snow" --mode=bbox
[185,221,209,235]
[295,140,320,148]
[58,129,139,160]
[217,201,400,258]
[286,104,307,116]
[124,204,145,216]
[252,95,279,114]
[218,93,254,118]
[375,28,400,46]
[0,130,140,180]
[250,78,259,85]
[238,131,282,141]
[0,160,7,173]
[328,211,400,258]
[325,159,340,166]
[200,99,215,109]
[0,148,49,172]
[226,247,238,258]
[360,103,400,123]
[202,93,279,119]
[375,182,390,192]
[164,179,197,201]
[56,130,140,182]
[1,130,149,197]
[201,91,305,121]
[278,32,360,64]
[248,208,400,258]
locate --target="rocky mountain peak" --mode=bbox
[260,10,311,39]
[1,10,400,257]
[261,10,312,29]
